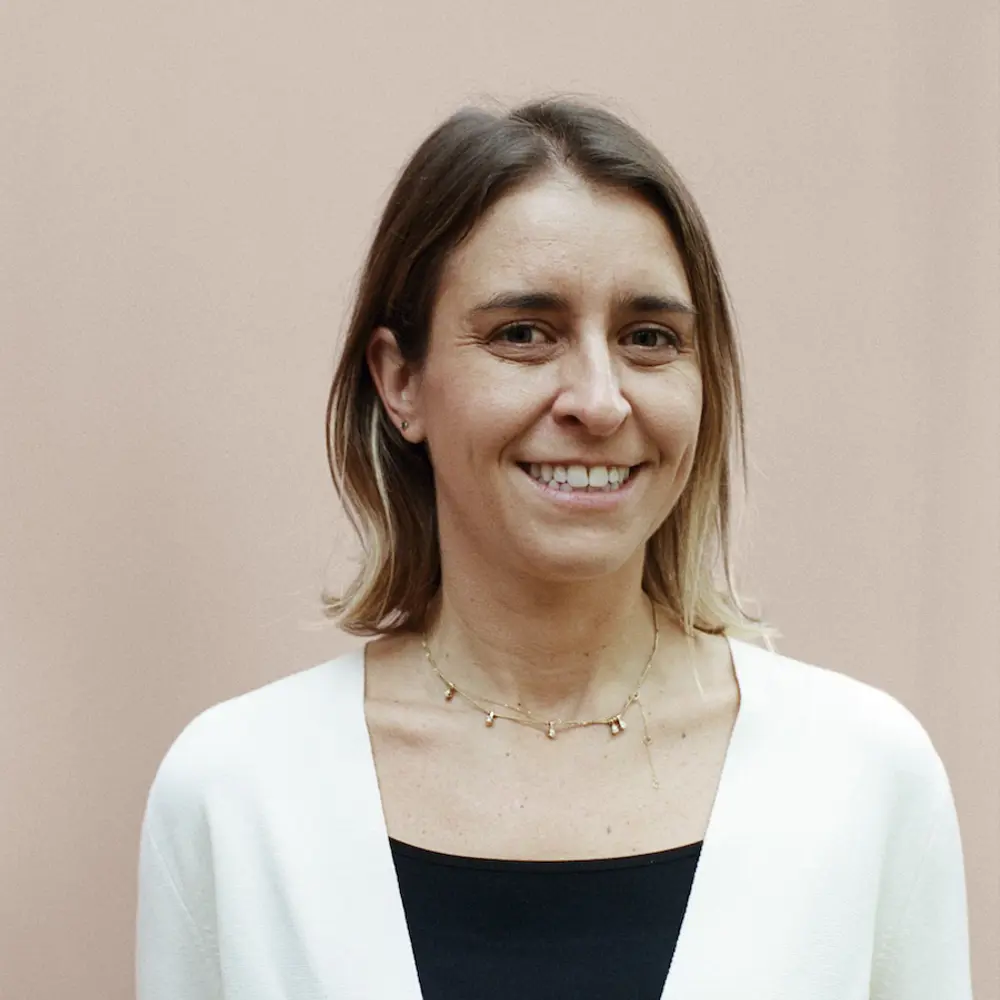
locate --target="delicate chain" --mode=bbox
[637,692,661,791]
[420,596,659,743]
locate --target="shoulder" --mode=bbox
[727,636,953,808]
[142,648,366,829]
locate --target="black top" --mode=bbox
[389,837,702,999]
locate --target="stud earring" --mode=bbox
[400,420,409,431]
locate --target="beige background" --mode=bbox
[1,2,997,997]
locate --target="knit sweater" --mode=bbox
[136,635,973,999]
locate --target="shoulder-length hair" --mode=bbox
[323,96,781,649]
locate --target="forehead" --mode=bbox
[438,172,691,303]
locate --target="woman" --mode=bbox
[136,98,972,998]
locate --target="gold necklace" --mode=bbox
[420,596,663,788]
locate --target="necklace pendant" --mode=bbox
[485,711,495,727]
[546,722,557,739]
[444,684,456,701]
[609,715,626,736]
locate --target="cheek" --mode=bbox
[638,373,702,445]
[423,366,542,446]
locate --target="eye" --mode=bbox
[625,327,682,349]
[493,323,548,345]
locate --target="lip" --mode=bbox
[517,463,643,509]
[517,460,641,469]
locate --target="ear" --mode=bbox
[366,327,424,442]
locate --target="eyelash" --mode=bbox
[493,323,683,350]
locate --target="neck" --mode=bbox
[423,564,678,721]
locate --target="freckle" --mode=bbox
[606,825,612,834]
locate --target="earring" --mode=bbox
[400,420,409,431]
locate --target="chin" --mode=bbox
[514,539,640,584]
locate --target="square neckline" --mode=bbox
[387,834,704,871]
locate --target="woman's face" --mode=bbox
[405,170,703,586]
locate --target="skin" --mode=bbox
[365,168,741,859]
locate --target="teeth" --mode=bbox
[524,463,634,490]
[588,466,609,488]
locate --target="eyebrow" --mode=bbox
[468,290,697,318]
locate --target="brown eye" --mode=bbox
[495,323,545,345]
[627,328,680,349]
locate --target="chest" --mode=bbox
[367,680,740,860]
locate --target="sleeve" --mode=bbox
[135,717,225,1000]
[868,730,973,999]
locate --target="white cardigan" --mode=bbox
[135,636,973,999]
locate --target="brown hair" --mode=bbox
[323,95,781,649]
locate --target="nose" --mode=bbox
[550,334,631,437]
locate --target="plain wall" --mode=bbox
[1,2,997,997]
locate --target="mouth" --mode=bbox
[516,461,645,493]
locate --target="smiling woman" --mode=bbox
[136,98,972,1000]
[325,103,756,641]
[362,169,711,595]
